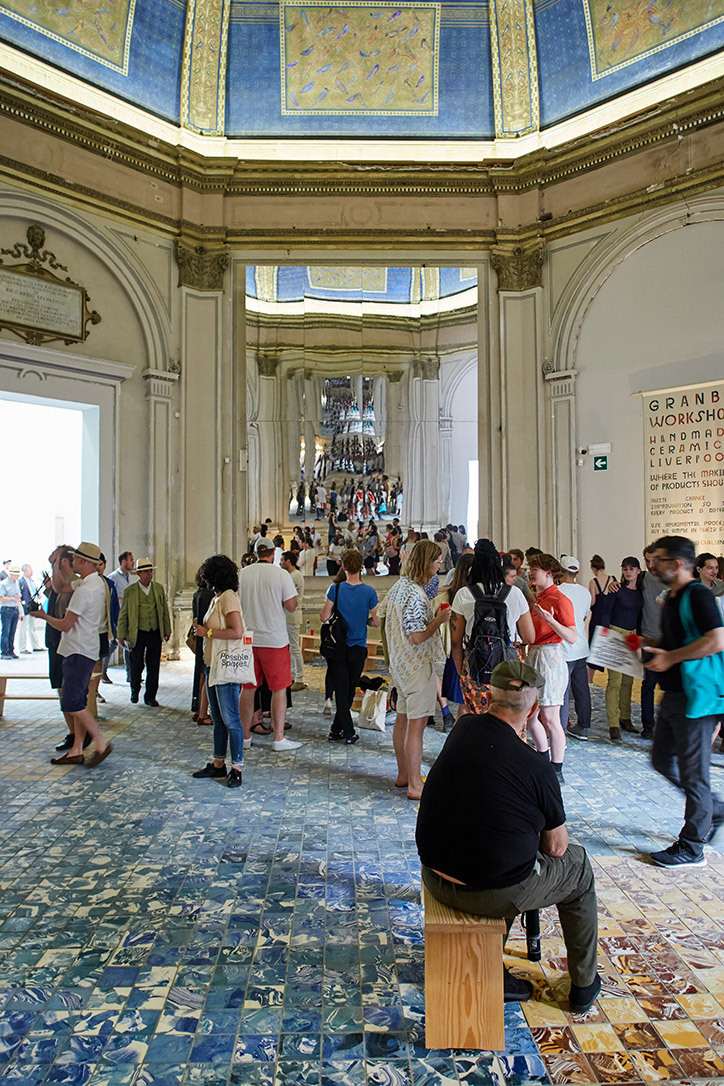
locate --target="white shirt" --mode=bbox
[238,561,297,648]
[59,571,106,661]
[108,567,137,601]
[452,583,529,644]
[298,548,316,577]
[558,582,591,661]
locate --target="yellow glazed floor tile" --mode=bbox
[653,1018,708,1048]
[675,992,724,1017]
[522,1001,569,1028]
[570,1022,626,1053]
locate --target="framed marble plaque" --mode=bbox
[0,225,101,347]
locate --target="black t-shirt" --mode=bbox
[416,713,565,890]
[658,582,724,693]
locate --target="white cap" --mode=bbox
[560,555,580,573]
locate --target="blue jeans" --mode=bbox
[205,669,244,768]
[1,608,18,656]
[652,691,723,856]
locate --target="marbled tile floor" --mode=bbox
[2,660,724,1085]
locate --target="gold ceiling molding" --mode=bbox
[181,0,231,135]
[489,0,539,138]
[4,68,724,198]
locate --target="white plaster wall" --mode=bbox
[574,217,724,570]
[443,355,477,528]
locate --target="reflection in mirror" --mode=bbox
[245,266,478,535]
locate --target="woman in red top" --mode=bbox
[527,553,577,784]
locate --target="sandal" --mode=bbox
[197,716,213,726]
[250,723,272,736]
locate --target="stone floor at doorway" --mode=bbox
[1,660,724,1085]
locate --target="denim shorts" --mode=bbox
[60,654,96,713]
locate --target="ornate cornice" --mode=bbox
[491,244,543,291]
[174,239,229,290]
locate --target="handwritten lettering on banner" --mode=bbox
[644,382,724,552]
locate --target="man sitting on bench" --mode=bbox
[416,660,602,1014]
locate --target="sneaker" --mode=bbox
[323,699,333,717]
[243,738,252,750]
[503,968,534,1003]
[328,731,343,742]
[569,973,602,1014]
[554,767,566,785]
[272,738,302,752]
[345,733,360,745]
[567,724,589,741]
[641,724,655,739]
[648,843,707,868]
[192,762,227,779]
[227,767,242,788]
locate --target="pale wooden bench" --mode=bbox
[0,674,59,718]
[301,633,384,671]
[421,882,506,1050]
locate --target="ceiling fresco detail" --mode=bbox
[584,0,724,79]
[248,266,477,305]
[280,1,440,114]
[0,0,723,137]
[0,0,137,72]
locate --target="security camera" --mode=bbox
[577,447,588,456]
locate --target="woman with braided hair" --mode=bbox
[450,539,534,714]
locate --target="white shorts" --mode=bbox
[527,644,567,707]
[391,662,438,720]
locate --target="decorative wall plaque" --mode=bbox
[0,225,101,346]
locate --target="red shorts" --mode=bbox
[243,645,292,692]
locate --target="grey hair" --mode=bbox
[488,684,538,714]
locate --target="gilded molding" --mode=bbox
[489,0,539,137]
[491,244,543,290]
[257,354,280,377]
[174,240,229,290]
[181,0,231,134]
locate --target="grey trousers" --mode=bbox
[422,843,598,986]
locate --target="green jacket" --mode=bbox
[116,580,171,648]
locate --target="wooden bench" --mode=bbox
[301,633,384,671]
[421,883,506,1050]
[0,674,59,718]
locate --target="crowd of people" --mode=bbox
[4,527,724,1017]
[293,474,402,521]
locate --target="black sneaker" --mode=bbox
[192,762,227,779]
[328,731,343,742]
[567,724,589,741]
[345,733,360,745]
[503,967,533,1003]
[569,973,602,1014]
[648,843,707,867]
[55,733,74,751]
[227,767,242,788]
[641,724,655,739]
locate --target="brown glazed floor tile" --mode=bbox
[694,1016,724,1045]
[626,1048,683,1081]
[613,1022,664,1050]
[543,1051,597,1084]
[586,1049,643,1082]
[529,1025,581,1054]
[636,996,688,1021]
[671,1045,724,1077]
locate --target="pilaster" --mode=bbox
[544,366,578,556]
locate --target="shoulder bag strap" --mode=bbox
[678,583,699,645]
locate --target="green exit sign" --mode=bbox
[593,455,608,471]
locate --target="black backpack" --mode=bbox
[464,583,517,683]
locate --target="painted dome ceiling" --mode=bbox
[246,265,477,307]
[1,0,724,141]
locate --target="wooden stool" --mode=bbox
[421,883,506,1050]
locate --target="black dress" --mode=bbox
[191,586,214,712]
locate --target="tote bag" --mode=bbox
[679,585,724,719]
[208,633,255,687]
